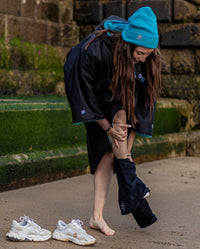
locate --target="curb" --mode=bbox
[0,130,199,192]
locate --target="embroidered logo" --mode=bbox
[137,35,142,40]
[134,72,146,83]
[81,109,86,115]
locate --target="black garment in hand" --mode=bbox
[132,198,157,228]
[115,158,157,228]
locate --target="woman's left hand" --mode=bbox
[107,123,131,147]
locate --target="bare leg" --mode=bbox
[90,110,135,236]
[89,150,115,236]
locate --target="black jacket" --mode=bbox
[64,16,127,124]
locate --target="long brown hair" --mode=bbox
[85,30,161,126]
[110,33,161,126]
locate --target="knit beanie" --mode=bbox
[122,7,159,48]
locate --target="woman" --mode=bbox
[64,7,161,236]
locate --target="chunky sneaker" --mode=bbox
[6,216,52,242]
[53,219,96,245]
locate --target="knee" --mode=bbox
[113,110,126,123]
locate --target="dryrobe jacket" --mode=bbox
[64,16,127,124]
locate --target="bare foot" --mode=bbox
[89,216,115,236]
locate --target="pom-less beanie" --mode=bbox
[122,7,159,48]
[104,7,159,49]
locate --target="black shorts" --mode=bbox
[84,96,156,174]
[84,102,122,174]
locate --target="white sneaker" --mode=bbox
[53,219,96,245]
[6,216,52,242]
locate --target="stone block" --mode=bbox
[35,0,59,23]
[171,49,195,74]
[60,21,80,48]
[0,15,5,39]
[161,74,200,100]
[194,49,200,73]
[79,25,95,40]
[104,1,126,19]
[59,0,74,24]
[160,49,173,73]
[191,100,200,129]
[6,16,20,42]
[191,0,200,5]
[47,23,60,46]
[0,150,89,191]
[134,132,187,164]
[127,0,172,21]
[0,0,20,16]
[187,130,200,157]
[174,0,200,22]
[74,1,103,24]
[20,18,48,44]
[21,0,35,18]
[160,23,200,47]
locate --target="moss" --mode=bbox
[133,133,187,164]
[0,96,195,155]
[0,146,87,167]
[0,103,69,111]
[0,131,190,191]
[0,153,89,190]
[0,94,67,102]
[154,107,184,135]
[0,39,65,95]
[0,44,11,69]
[0,109,86,156]
[0,38,65,71]
[0,69,64,95]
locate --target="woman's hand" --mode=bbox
[107,122,131,148]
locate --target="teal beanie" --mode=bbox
[122,7,159,48]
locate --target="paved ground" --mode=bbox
[0,156,200,249]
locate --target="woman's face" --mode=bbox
[133,46,154,63]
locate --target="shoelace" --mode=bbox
[19,215,42,229]
[71,219,85,232]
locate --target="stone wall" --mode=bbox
[74,0,200,101]
[0,0,200,104]
[74,0,200,125]
[0,0,79,48]
[1,0,200,84]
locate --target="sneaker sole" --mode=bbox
[6,235,32,242]
[6,233,51,242]
[53,231,96,245]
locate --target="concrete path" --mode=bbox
[0,156,200,249]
